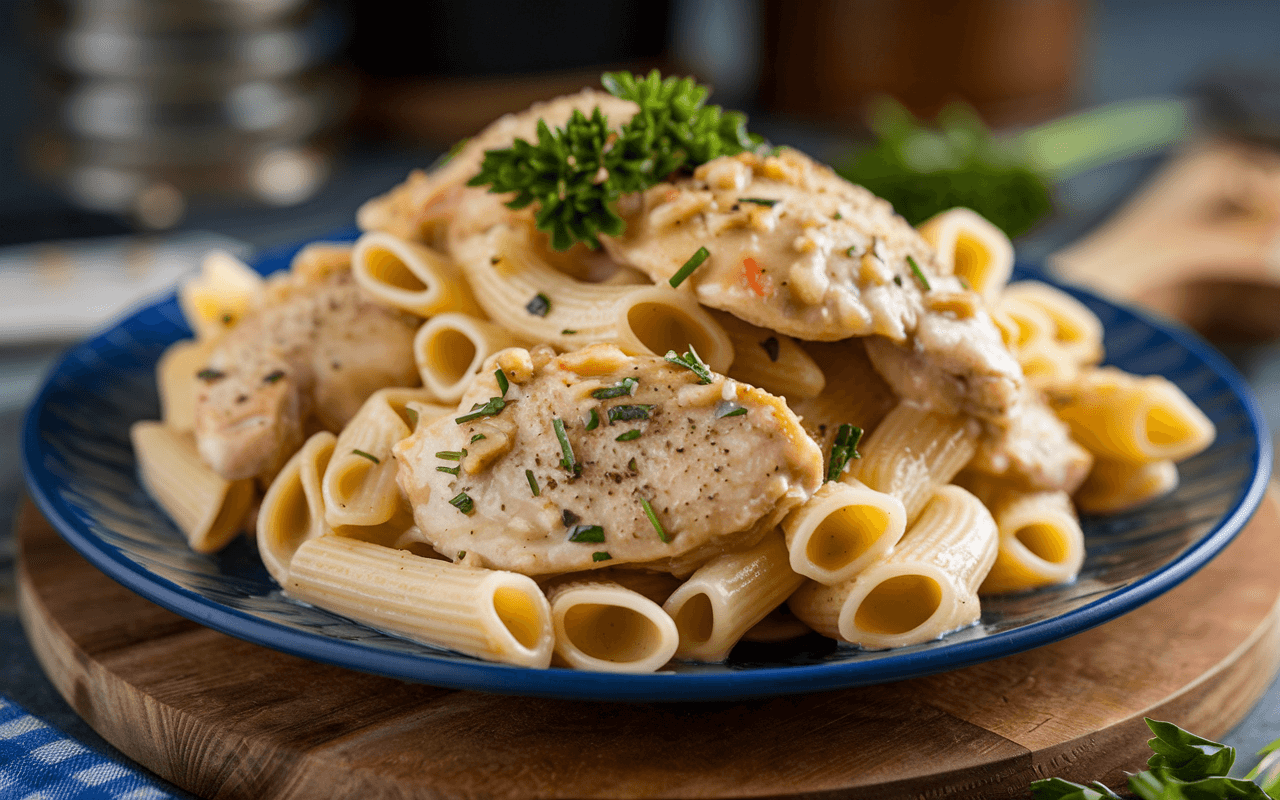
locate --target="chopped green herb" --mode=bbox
[628,457,638,472]
[526,469,540,497]
[221,313,233,324]
[494,368,509,396]
[435,450,464,461]
[640,497,669,543]
[456,550,466,560]
[845,246,858,258]
[893,275,903,287]
[957,275,972,290]
[467,70,761,251]
[592,551,613,562]
[738,197,778,207]
[562,509,581,527]
[526,293,551,316]
[437,465,460,475]
[567,524,605,543]
[561,329,578,335]
[585,408,600,430]
[448,492,474,514]
[906,255,931,291]
[833,212,843,220]
[664,346,713,384]
[553,418,579,475]
[717,404,748,418]
[607,404,653,424]
[825,423,864,483]
[352,449,380,464]
[455,396,506,424]
[615,429,642,441]
[406,407,419,429]
[263,370,285,384]
[470,432,486,443]
[759,336,780,362]
[591,377,639,399]
[196,368,224,382]
[669,246,710,288]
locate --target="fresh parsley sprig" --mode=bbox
[467,70,761,250]
[1031,719,1280,800]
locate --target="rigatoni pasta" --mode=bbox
[286,535,555,668]
[545,579,679,673]
[663,531,805,662]
[916,207,1014,303]
[322,387,449,529]
[351,230,480,317]
[257,431,335,584]
[849,402,981,522]
[131,421,256,554]
[1048,367,1216,463]
[789,485,998,649]
[781,480,906,585]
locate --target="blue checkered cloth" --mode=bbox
[0,696,178,800]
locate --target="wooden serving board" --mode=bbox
[16,492,1280,800]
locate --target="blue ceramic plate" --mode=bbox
[22,233,1272,701]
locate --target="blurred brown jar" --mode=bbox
[760,0,1084,126]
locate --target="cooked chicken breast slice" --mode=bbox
[969,392,1094,493]
[194,271,420,481]
[599,148,1024,421]
[395,343,823,576]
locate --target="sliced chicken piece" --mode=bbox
[599,148,1024,422]
[194,271,420,481]
[969,391,1094,493]
[395,343,823,577]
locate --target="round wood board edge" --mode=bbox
[16,493,1280,800]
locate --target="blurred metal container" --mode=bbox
[28,0,350,228]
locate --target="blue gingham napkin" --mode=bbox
[0,696,178,800]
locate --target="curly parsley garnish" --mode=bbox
[467,70,761,250]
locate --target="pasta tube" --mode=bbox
[791,340,897,451]
[662,531,805,662]
[323,387,450,529]
[130,421,255,554]
[1002,281,1104,367]
[978,487,1084,594]
[714,310,825,400]
[455,224,650,350]
[286,535,554,668]
[1074,458,1179,514]
[1047,367,1216,463]
[178,250,264,339]
[782,479,906,585]
[155,336,219,432]
[916,207,1014,303]
[789,485,998,649]
[414,313,525,402]
[849,402,981,522]
[258,431,335,585]
[545,579,679,673]
[612,285,734,374]
[351,230,480,317]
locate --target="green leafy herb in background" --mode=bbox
[836,98,1052,238]
[1031,719,1280,800]
[467,70,763,250]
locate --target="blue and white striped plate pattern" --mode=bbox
[21,239,1272,701]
